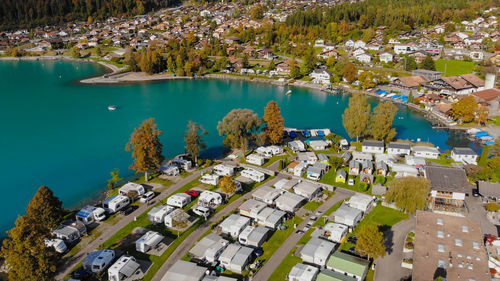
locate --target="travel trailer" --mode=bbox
[167,193,192,208]
[44,238,67,253]
[118,182,145,198]
[107,255,141,281]
[136,231,164,253]
[82,249,116,273]
[75,205,106,225]
[102,195,131,213]
[200,173,220,185]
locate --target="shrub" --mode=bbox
[197,159,204,167]
[358,182,368,192]
[404,242,414,249]
[486,202,500,212]
[205,159,213,166]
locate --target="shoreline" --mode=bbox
[0,55,476,131]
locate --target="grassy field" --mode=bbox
[341,204,409,251]
[435,59,476,76]
[320,168,372,194]
[427,153,455,167]
[257,216,303,265]
[489,116,500,126]
[267,248,302,281]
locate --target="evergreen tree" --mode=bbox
[125,118,165,182]
[404,56,417,71]
[369,102,398,142]
[342,93,370,141]
[420,55,436,70]
[25,185,63,231]
[108,168,123,189]
[289,60,300,79]
[355,224,386,260]
[262,101,285,145]
[386,177,430,214]
[184,121,208,163]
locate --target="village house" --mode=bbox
[362,140,385,154]
[425,166,470,212]
[300,237,336,267]
[379,52,394,63]
[412,145,440,159]
[451,147,478,165]
[310,68,332,84]
[326,252,370,281]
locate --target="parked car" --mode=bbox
[70,270,92,280]
[140,191,155,203]
[348,178,355,186]
[472,189,480,197]
[193,206,212,217]
[120,205,135,216]
[185,190,201,197]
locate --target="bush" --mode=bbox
[404,242,414,249]
[197,159,204,167]
[486,202,500,212]
[358,182,368,192]
[205,159,213,166]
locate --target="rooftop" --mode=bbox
[425,166,470,193]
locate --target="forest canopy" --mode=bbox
[0,0,178,29]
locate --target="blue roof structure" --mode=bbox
[76,205,96,219]
[103,195,117,205]
[303,130,311,137]
[485,141,495,145]
[317,130,325,137]
[290,131,297,138]
[400,96,408,102]
[476,131,490,137]
[283,131,288,136]
[375,89,388,94]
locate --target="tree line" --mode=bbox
[0,0,177,29]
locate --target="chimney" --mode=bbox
[485,72,496,89]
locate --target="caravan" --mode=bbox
[102,195,130,213]
[167,193,192,208]
[136,231,164,253]
[44,238,67,253]
[241,169,265,182]
[200,173,220,185]
[118,182,145,198]
[172,158,192,170]
[160,164,180,176]
[213,164,236,177]
[83,249,115,273]
[198,190,224,207]
[108,255,141,281]
[75,205,106,225]
[246,154,265,165]
[148,205,175,224]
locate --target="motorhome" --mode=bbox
[198,190,224,207]
[44,238,67,253]
[256,147,274,158]
[172,158,192,170]
[164,208,190,228]
[213,164,236,177]
[200,173,220,185]
[246,153,265,166]
[107,255,141,281]
[75,205,106,225]
[241,169,265,182]
[147,205,175,224]
[102,195,130,213]
[160,164,180,176]
[167,193,192,208]
[118,182,145,198]
[136,231,164,253]
[83,249,116,273]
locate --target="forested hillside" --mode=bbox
[285,0,496,38]
[0,0,177,29]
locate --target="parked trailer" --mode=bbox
[102,195,130,213]
[136,231,164,253]
[82,249,115,273]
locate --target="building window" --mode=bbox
[462,225,469,233]
[455,239,463,246]
[437,218,444,225]
[472,242,480,250]
[437,259,446,268]
[468,264,473,270]
[437,230,444,238]
[438,244,445,252]
[457,253,463,258]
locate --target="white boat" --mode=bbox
[108,105,117,111]
[286,90,292,95]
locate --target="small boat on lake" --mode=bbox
[108,105,117,111]
[286,90,292,95]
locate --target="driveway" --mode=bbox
[252,189,354,281]
[466,195,498,236]
[374,217,414,281]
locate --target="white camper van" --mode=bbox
[108,255,140,281]
[102,195,130,213]
[213,164,236,177]
[136,231,164,253]
[148,205,175,224]
[83,249,115,273]
[118,182,145,198]
[75,205,106,225]
[241,169,265,182]
[44,238,67,253]
[167,193,192,208]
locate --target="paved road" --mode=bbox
[374,216,415,281]
[466,195,498,236]
[252,189,354,281]
[151,176,283,281]
[55,168,210,280]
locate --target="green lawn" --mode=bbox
[341,204,409,251]
[489,116,500,126]
[303,200,322,211]
[427,153,455,167]
[267,248,302,281]
[262,153,290,168]
[320,168,371,194]
[257,216,303,265]
[435,59,476,76]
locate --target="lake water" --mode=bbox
[0,60,474,233]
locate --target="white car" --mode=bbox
[193,206,212,218]
[348,178,355,186]
[140,191,155,203]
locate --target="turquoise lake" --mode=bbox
[0,60,475,233]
